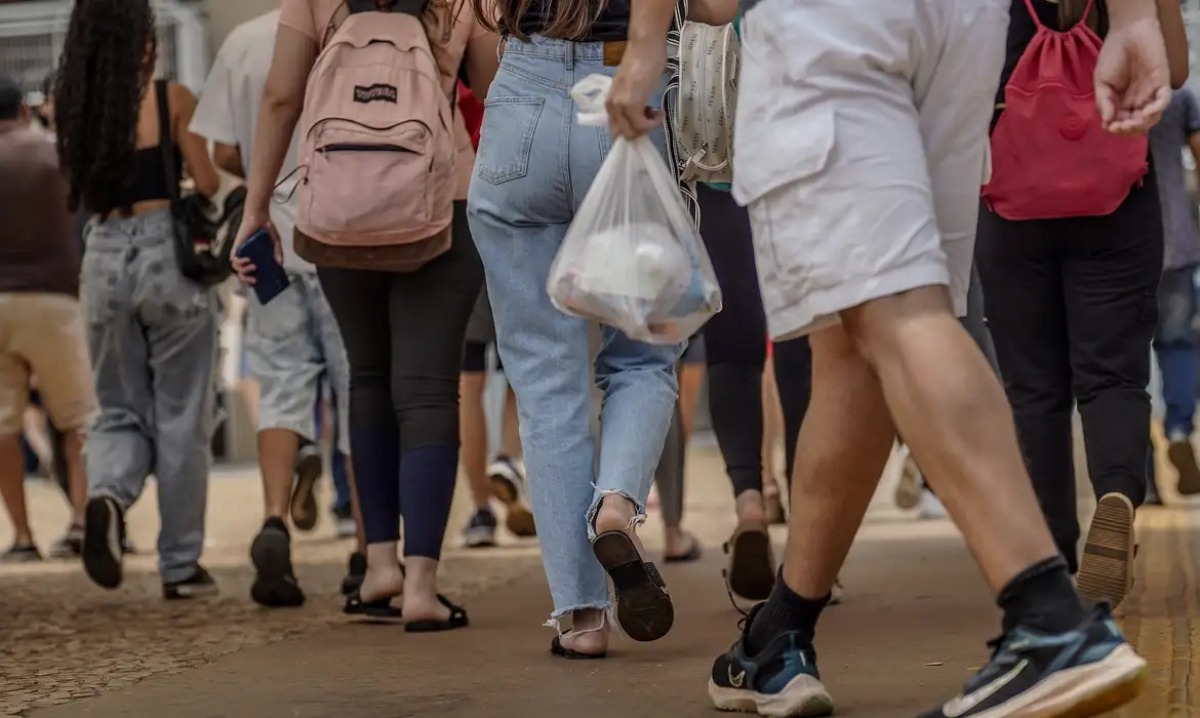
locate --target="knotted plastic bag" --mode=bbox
[546,74,722,345]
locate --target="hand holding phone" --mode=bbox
[235,227,290,305]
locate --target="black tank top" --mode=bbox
[122,144,181,205]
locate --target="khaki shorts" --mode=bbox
[733,0,1008,340]
[0,293,97,434]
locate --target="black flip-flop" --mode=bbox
[405,594,469,633]
[550,635,607,660]
[344,590,403,620]
[724,522,774,602]
[663,533,703,563]
[592,530,674,642]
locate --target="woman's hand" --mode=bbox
[607,40,668,139]
[1097,0,1172,134]
[230,211,280,286]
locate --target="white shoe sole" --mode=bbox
[708,674,834,717]
[968,643,1146,718]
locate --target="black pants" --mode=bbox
[318,201,483,556]
[698,184,812,496]
[976,179,1163,573]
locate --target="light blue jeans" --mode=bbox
[468,36,683,624]
[82,210,217,582]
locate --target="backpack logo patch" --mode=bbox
[354,84,398,104]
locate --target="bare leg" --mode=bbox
[500,384,521,460]
[761,360,786,521]
[678,364,706,443]
[0,434,33,544]
[257,428,300,521]
[61,430,87,525]
[459,372,492,509]
[781,327,897,596]
[841,287,1059,592]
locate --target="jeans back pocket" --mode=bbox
[476,97,545,186]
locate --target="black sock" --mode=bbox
[745,570,829,654]
[997,555,1085,635]
[264,516,289,535]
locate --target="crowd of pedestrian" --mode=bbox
[0,0,1197,715]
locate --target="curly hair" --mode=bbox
[54,0,157,215]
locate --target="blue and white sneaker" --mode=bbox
[919,604,1145,717]
[708,604,834,717]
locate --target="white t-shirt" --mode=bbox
[190,10,309,272]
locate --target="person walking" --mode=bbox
[466,0,738,657]
[976,0,1187,612]
[0,75,95,563]
[234,0,500,629]
[607,0,1170,714]
[1147,86,1200,498]
[55,0,222,599]
[191,7,368,608]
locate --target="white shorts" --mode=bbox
[733,0,1010,340]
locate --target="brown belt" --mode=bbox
[602,41,626,66]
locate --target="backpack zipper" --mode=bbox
[319,143,414,154]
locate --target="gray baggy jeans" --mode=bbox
[81,209,217,582]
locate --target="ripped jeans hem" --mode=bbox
[584,487,647,541]
[545,602,611,633]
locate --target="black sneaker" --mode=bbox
[341,551,367,596]
[290,443,323,532]
[1,543,43,564]
[250,520,305,608]
[463,508,498,548]
[163,565,219,600]
[488,456,536,537]
[918,604,1145,718]
[707,604,834,717]
[83,496,124,589]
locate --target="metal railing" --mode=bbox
[0,0,210,103]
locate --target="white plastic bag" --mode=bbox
[547,74,722,345]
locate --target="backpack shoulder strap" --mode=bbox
[154,79,182,213]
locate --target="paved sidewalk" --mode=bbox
[3,445,1197,717]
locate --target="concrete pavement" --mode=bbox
[2,443,1197,717]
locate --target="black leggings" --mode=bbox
[318,201,483,558]
[698,185,812,497]
[976,178,1163,573]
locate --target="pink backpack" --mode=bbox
[296,0,455,269]
[982,0,1148,221]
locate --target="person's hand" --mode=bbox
[606,40,668,140]
[230,211,280,286]
[1095,14,1171,135]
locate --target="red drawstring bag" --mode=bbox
[457,81,484,151]
[982,0,1148,220]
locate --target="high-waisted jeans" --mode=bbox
[81,209,217,582]
[468,36,682,624]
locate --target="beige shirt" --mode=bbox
[279,0,485,200]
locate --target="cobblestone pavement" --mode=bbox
[0,466,542,716]
[3,443,1198,717]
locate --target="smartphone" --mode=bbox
[236,228,290,305]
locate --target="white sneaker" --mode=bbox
[894,443,923,510]
[917,490,948,520]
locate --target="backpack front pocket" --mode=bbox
[304,121,433,242]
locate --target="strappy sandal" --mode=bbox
[723,521,775,603]
[344,590,403,620]
[550,613,609,660]
[405,594,469,633]
[592,529,674,642]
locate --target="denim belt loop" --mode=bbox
[565,39,575,71]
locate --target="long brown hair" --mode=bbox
[1058,0,1105,33]
[473,0,606,41]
